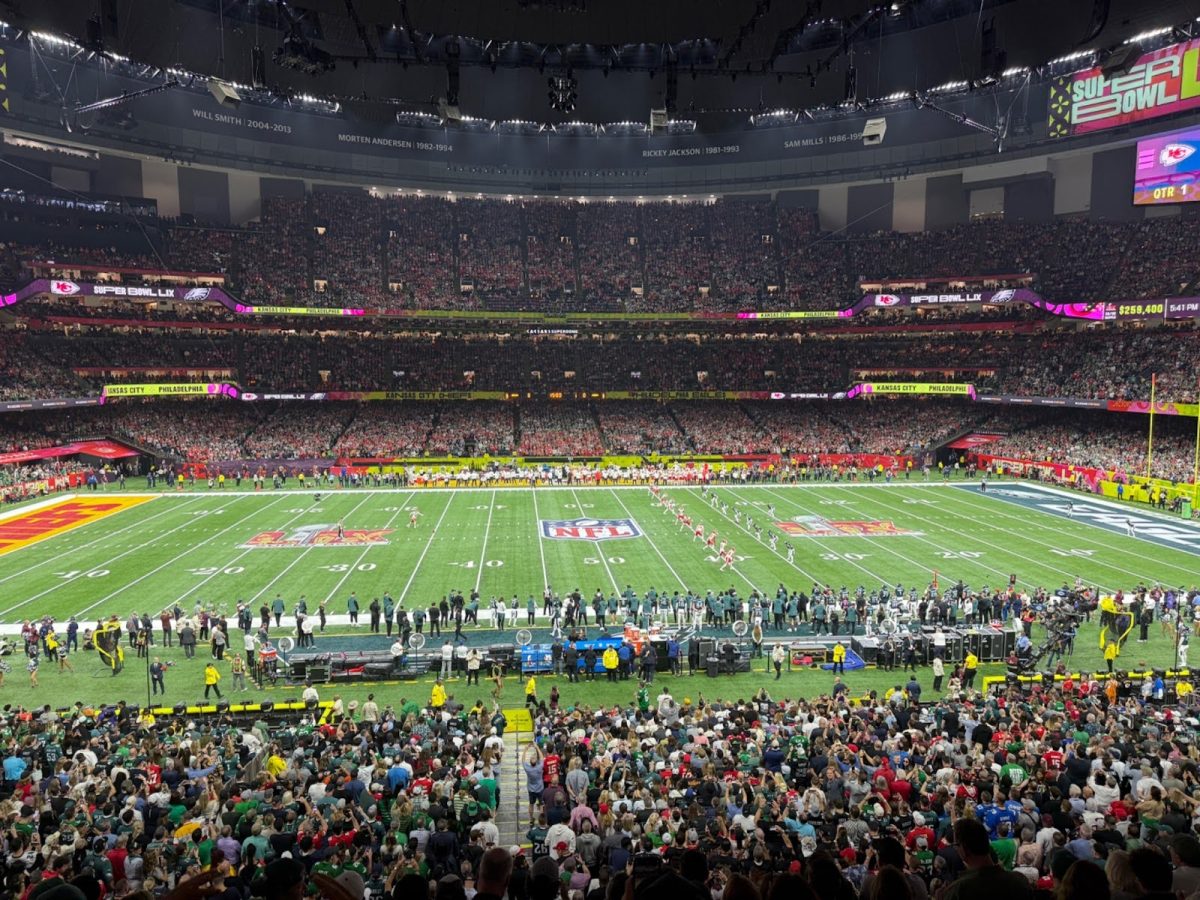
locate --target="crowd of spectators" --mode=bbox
[333,405,434,459]
[982,409,1198,484]
[241,405,356,461]
[577,201,641,310]
[166,226,235,275]
[234,198,312,306]
[7,654,1200,900]
[457,199,525,310]
[20,325,1196,401]
[523,201,578,309]
[384,195,464,310]
[709,200,781,310]
[982,330,1200,401]
[637,202,711,313]
[671,404,767,454]
[426,404,516,457]
[517,407,606,457]
[310,192,387,306]
[0,333,91,402]
[3,400,1198,485]
[5,193,1200,314]
[594,404,688,455]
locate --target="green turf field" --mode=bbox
[0,479,1196,711]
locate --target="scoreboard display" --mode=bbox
[1134,128,1200,205]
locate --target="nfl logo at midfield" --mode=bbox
[541,518,642,541]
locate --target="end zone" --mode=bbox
[0,495,154,556]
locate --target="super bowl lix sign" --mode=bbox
[541,518,642,541]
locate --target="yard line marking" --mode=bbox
[475,489,497,594]
[72,496,290,619]
[609,488,691,593]
[735,485,896,586]
[0,496,201,586]
[930,485,1200,582]
[531,487,551,595]
[320,492,416,604]
[823,485,1117,592]
[792,484,1042,588]
[0,496,247,618]
[169,494,381,610]
[681,487,822,586]
[758,484,976,587]
[570,487,620,595]
[94,481,985,498]
[398,493,457,605]
[243,492,385,605]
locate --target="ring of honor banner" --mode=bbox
[9,279,1200,324]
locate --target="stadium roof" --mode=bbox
[11,0,1200,129]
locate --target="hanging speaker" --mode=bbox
[208,80,242,109]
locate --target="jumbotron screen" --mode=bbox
[1134,128,1200,205]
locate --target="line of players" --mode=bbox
[651,484,798,569]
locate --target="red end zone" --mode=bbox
[0,496,152,555]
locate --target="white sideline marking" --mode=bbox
[609,488,691,593]
[320,492,416,604]
[475,489,497,594]
[71,496,292,618]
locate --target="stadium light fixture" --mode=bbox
[1123,26,1172,44]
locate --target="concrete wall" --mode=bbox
[925,173,968,230]
[817,184,849,232]
[140,159,180,217]
[846,182,894,234]
[892,176,926,232]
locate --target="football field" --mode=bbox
[2,479,1198,629]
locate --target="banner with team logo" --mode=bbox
[847,382,976,398]
[102,383,241,399]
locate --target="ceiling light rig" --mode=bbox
[548,72,578,114]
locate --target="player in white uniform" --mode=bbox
[408,509,422,528]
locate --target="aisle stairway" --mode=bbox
[495,707,534,848]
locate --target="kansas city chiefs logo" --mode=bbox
[50,280,81,295]
[1159,143,1196,166]
[183,287,212,301]
[242,525,393,548]
[873,293,902,307]
[541,518,642,541]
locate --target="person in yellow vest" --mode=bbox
[603,647,619,682]
[1105,640,1119,673]
[203,661,222,699]
[525,674,537,708]
[430,678,447,710]
[832,641,846,675]
[963,652,978,690]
